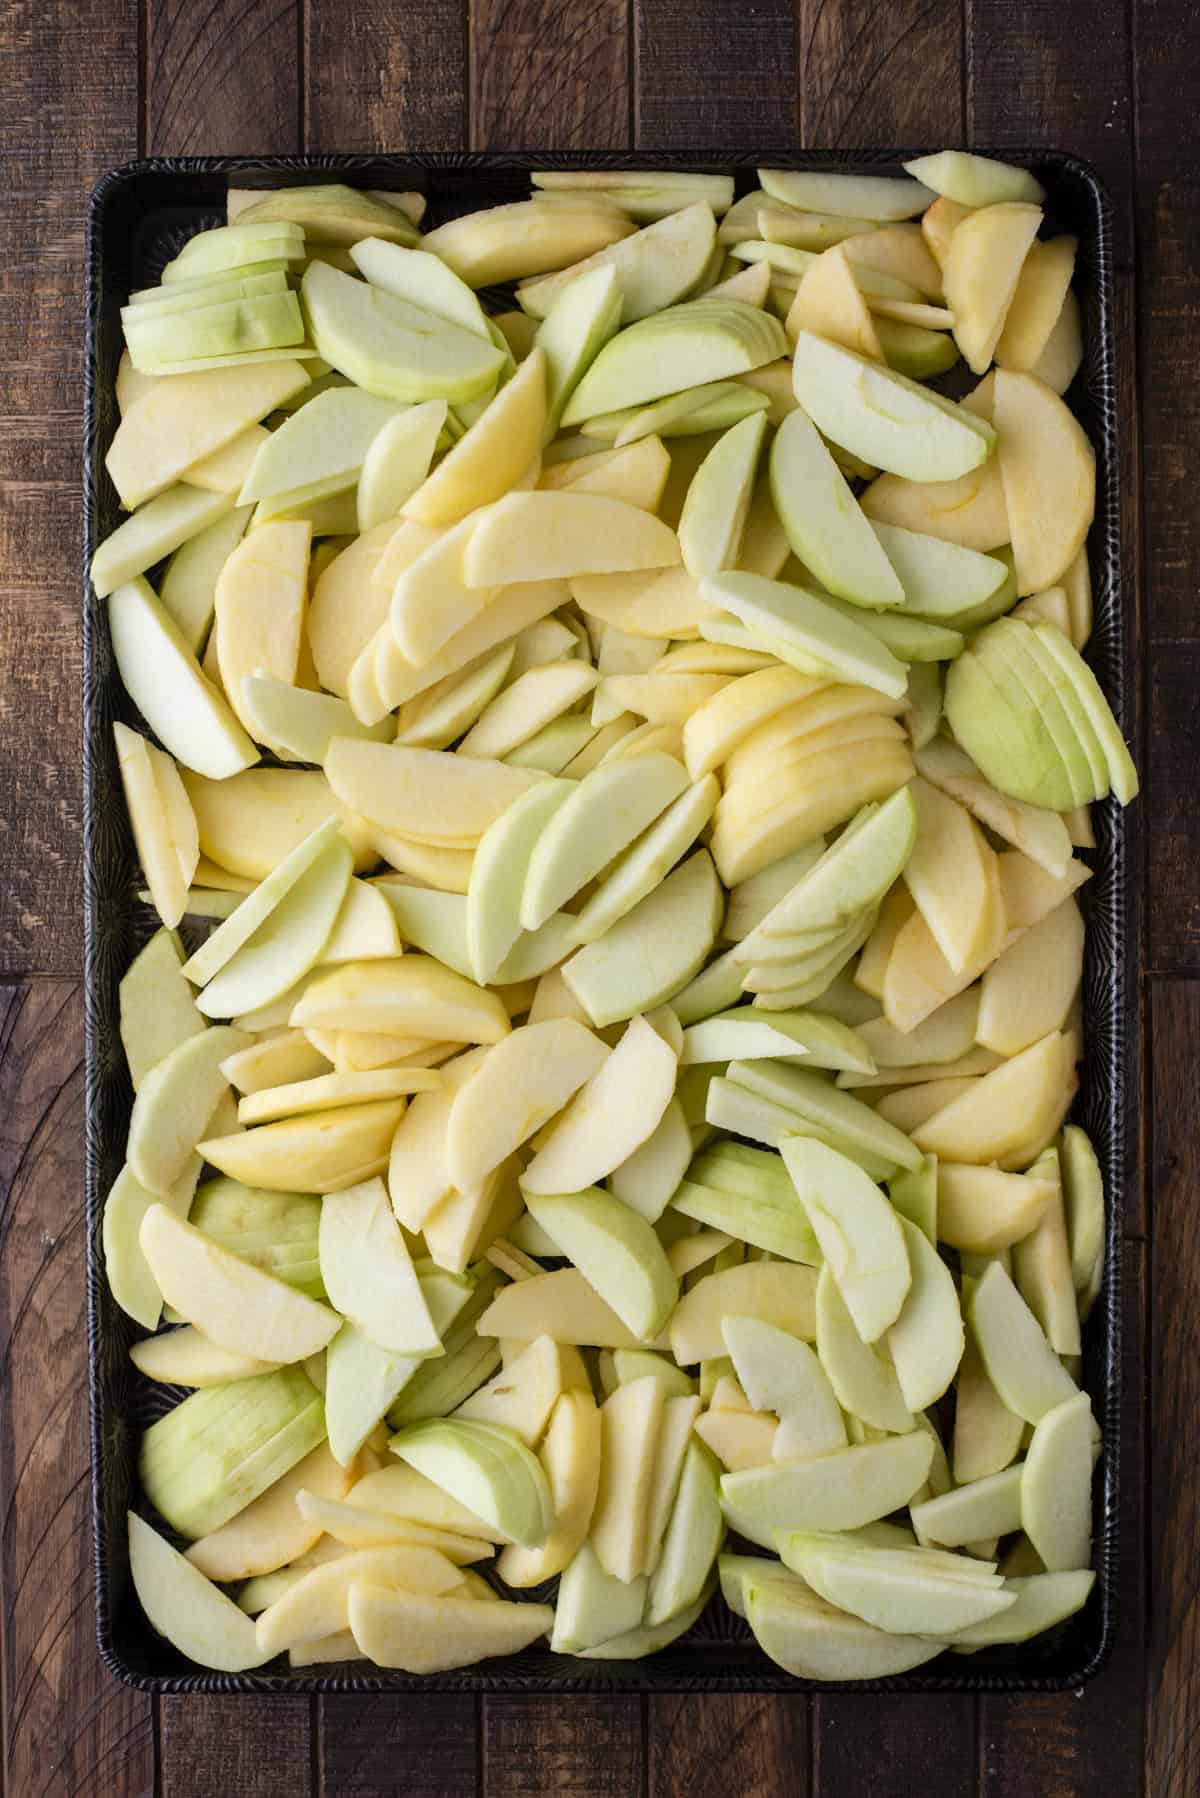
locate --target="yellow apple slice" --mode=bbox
[459,661,598,760]
[913,1031,1073,1168]
[129,1514,273,1673]
[521,1015,678,1194]
[119,927,206,1088]
[540,435,670,509]
[199,1098,407,1193]
[462,491,680,588]
[106,360,311,508]
[682,666,826,779]
[422,1156,523,1275]
[421,199,634,287]
[445,1018,610,1191]
[936,1163,1056,1253]
[994,369,1096,594]
[695,1408,778,1471]
[126,1024,248,1194]
[325,739,544,845]
[455,1335,585,1445]
[669,1262,818,1365]
[185,1442,350,1582]
[114,724,198,929]
[318,1176,438,1354]
[497,1388,602,1587]
[759,168,933,221]
[1031,288,1084,395]
[843,225,944,297]
[210,520,311,737]
[348,1582,552,1672]
[194,838,353,1020]
[914,736,1071,877]
[572,565,717,640]
[466,779,575,984]
[305,517,416,697]
[293,1490,489,1560]
[996,236,1077,372]
[255,1543,467,1657]
[293,955,509,1045]
[321,878,402,965]
[1021,1390,1094,1571]
[901,778,998,974]
[943,203,1043,373]
[977,898,1084,1055]
[352,399,446,532]
[786,243,882,359]
[477,1267,646,1349]
[402,349,547,527]
[385,1046,490,1229]
[140,1203,340,1361]
[129,1324,281,1387]
[590,1375,668,1580]
[346,1463,503,1539]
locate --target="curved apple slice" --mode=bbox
[445,1019,609,1191]
[496,1389,602,1588]
[724,1314,846,1460]
[1020,1391,1095,1572]
[389,1418,553,1549]
[326,738,544,845]
[195,840,353,1021]
[885,1217,964,1412]
[466,779,575,984]
[301,261,505,403]
[747,1579,942,1680]
[815,1263,914,1434]
[944,203,1043,373]
[463,491,681,588]
[319,1177,437,1356]
[786,1535,1015,1635]
[293,955,509,1045]
[562,849,723,1028]
[255,1542,466,1657]
[126,1025,248,1195]
[669,1262,818,1365]
[129,1514,273,1672]
[994,368,1095,593]
[241,674,393,764]
[129,1324,280,1387]
[348,1583,553,1672]
[780,1137,910,1343]
[721,1432,934,1544]
[114,724,198,930]
[522,1016,678,1195]
[199,1098,407,1194]
[185,1442,350,1583]
[968,1262,1079,1424]
[476,1266,645,1350]
[402,349,546,528]
[522,1188,679,1341]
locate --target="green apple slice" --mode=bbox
[816,1263,914,1433]
[445,1019,609,1190]
[562,849,723,1028]
[377,886,471,977]
[951,1326,1025,1485]
[569,774,720,946]
[240,675,393,764]
[1021,1391,1094,1572]
[885,1217,963,1411]
[130,1324,280,1388]
[319,1177,438,1355]
[238,388,405,506]
[732,1060,921,1173]
[904,150,1043,207]
[645,1439,724,1625]
[786,1535,1015,1635]
[910,1464,1024,1548]
[610,1349,696,1397]
[104,1153,203,1330]
[108,579,258,779]
[533,263,624,438]
[127,267,289,315]
[670,1262,818,1364]
[348,1584,553,1673]
[579,1581,714,1659]
[195,839,352,1020]
[523,1015,678,1194]
[92,483,235,599]
[523,1187,679,1341]
[704,1077,888,1180]
[721,1432,934,1544]
[747,1579,942,1680]
[519,203,717,324]
[608,1098,692,1224]
[124,288,305,371]
[886,1154,937,1247]
[742,787,917,947]
[719,1553,808,1619]
[184,1440,348,1581]
[119,926,205,1089]
[944,640,1080,811]
[759,167,933,220]
[1030,622,1139,803]
[390,1418,553,1548]
[1012,1147,1081,1355]
[167,222,304,280]
[349,237,488,337]
[1060,1124,1106,1296]
[551,1541,648,1653]
[768,406,905,609]
[869,522,1009,622]
[240,184,419,246]
[126,1024,247,1194]
[681,1006,872,1074]
[396,644,515,751]
[779,1136,910,1342]
[723,1316,846,1460]
[678,410,767,578]
[792,331,995,482]
[641,1392,703,1574]
[968,1262,1079,1423]
[946,1570,1096,1648]
[699,572,908,699]
[182,817,344,989]
[561,299,787,425]
[302,261,505,403]
[355,401,447,531]
[477,1266,645,1349]
[106,359,310,508]
[140,1364,325,1537]
[159,504,253,652]
[875,316,960,379]
[981,620,1107,802]
[129,1514,273,1672]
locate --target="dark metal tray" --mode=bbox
[83,149,1137,1694]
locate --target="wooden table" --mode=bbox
[0,0,1193,1790]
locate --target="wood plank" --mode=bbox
[980,1238,1145,1794]
[1135,0,1200,970]
[160,1696,313,1796]
[146,0,301,154]
[649,1693,808,1798]
[1147,985,1200,1794]
[0,982,156,1797]
[800,0,964,146]
[817,1696,972,1793]
[483,1696,643,1796]
[0,0,139,979]
[305,0,467,150]
[635,0,796,153]
[318,1695,477,1797]
[472,0,629,150]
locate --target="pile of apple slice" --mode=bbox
[96,153,1129,1681]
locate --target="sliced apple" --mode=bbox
[400,350,547,529]
[461,491,680,590]
[723,1314,845,1460]
[477,1266,646,1349]
[185,1441,349,1582]
[759,168,933,221]
[325,739,544,845]
[670,1261,818,1365]
[318,1176,438,1354]
[389,1417,553,1548]
[199,1098,407,1193]
[195,840,354,1021]
[129,1513,273,1673]
[551,1540,648,1653]
[125,1024,246,1194]
[968,1261,1079,1423]
[522,1187,679,1340]
[769,405,904,608]
[562,849,723,1027]
[914,736,1071,877]
[720,1431,934,1545]
[778,1135,909,1343]
[302,261,505,403]
[678,410,767,577]
[348,1583,552,1672]
[912,1031,1074,1169]
[254,1540,467,1655]
[886,1217,964,1412]
[1021,1390,1095,1572]
[943,203,1043,373]
[523,1015,678,1193]
[815,1263,914,1434]
[591,1374,668,1579]
[993,369,1096,594]
[460,661,598,760]
[747,1579,941,1680]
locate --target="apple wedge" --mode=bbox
[519,203,717,325]
[443,1018,609,1190]
[211,518,310,734]
[993,369,1096,594]
[562,849,724,1027]
[1021,1390,1095,1572]
[590,1374,668,1579]
[389,1418,553,1548]
[129,1514,273,1673]
[104,1154,203,1330]
[522,1015,678,1193]
[199,1098,407,1193]
[456,1335,586,1446]
[92,483,236,600]
[943,203,1043,373]
[886,1217,964,1411]
[905,151,1044,207]
[185,1441,349,1582]
[325,739,545,845]
[968,1262,1080,1424]
[126,1024,248,1195]
[901,778,999,975]
[670,1262,819,1364]
[302,261,505,403]
[403,349,548,528]
[780,1136,910,1343]
[318,1177,439,1355]
[720,1432,934,1544]
[422,198,634,287]
[562,298,787,424]
[522,1187,679,1340]
[912,1031,1074,1169]
[348,1584,553,1673]
[747,1580,942,1681]
[477,1266,646,1349]
[996,236,1078,372]
[792,331,995,482]
[784,1534,1016,1635]
[195,839,353,1020]
[129,1324,280,1388]
[723,1315,846,1460]
[769,406,904,609]
[678,410,767,577]
[700,571,908,700]
[114,724,198,930]
[254,1542,467,1656]
[816,1264,914,1433]
[759,168,934,221]
[462,491,680,588]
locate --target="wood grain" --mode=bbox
[634,0,796,153]
[318,1694,478,1796]
[482,1696,644,1795]
[146,0,301,154]
[0,983,156,1797]
[160,1697,313,1796]
[816,1695,974,1793]
[472,0,629,150]
[648,1693,808,1798]
[306,0,467,152]
[799,0,964,147]
[0,0,139,979]
[1148,986,1200,1796]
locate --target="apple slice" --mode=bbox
[695,1409,778,1470]
[642,1393,705,1574]
[389,1418,553,1548]
[968,1262,1080,1424]
[462,779,571,982]
[106,359,310,507]
[126,1024,247,1194]
[860,453,1009,553]
[993,369,1095,594]
[114,725,198,929]
[104,1154,202,1330]
[1031,622,1139,803]
[325,739,544,845]
[346,1462,503,1541]
[541,436,671,511]
[255,1541,467,1656]
[644,1441,724,1626]
[1061,1124,1106,1300]
[719,1553,808,1619]
[522,1187,679,1341]
[522,1015,678,1193]
[302,261,505,403]
[786,242,882,359]
[905,151,1044,207]
[1032,289,1084,394]
[759,168,933,220]
[519,203,717,325]
[92,482,236,600]
[815,1264,914,1434]
[531,264,624,440]
[608,1098,693,1224]
[455,1335,585,1448]
[914,736,1071,877]
[946,1570,1096,1648]
[195,840,353,1020]
[787,1534,1016,1635]
[724,1315,846,1460]
[996,236,1077,372]
[747,1579,942,1680]
[293,1491,489,1560]
[900,779,998,976]
[462,491,680,588]
[129,1324,280,1387]
[1021,1391,1095,1572]
[670,1262,818,1365]
[885,1218,964,1412]
[678,410,767,578]
[460,661,599,760]
[561,299,786,425]
[348,1583,553,1672]
[681,1007,872,1075]
[937,1163,1056,1254]
[769,406,904,609]
[199,1099,407,1193]
[909,1464,1024,1549]
[318,1177,438,1355]
[185,1441,349,1582]
[943,203,1043,373]
[551,1541,648,1653]
[570,774,721,947]
[739,787,917,948]
[951,1326,1025,1485]
[444,1019,609,1191]
[562,849,723,1027]
[477,1267,646,1349]
[977,899,1084,1056]
[591,1374,668,1579]
[779,1136,910,1343]
[109,579,258,779]
[157,505,251,652]
[129,1514,273,1673]
[720,1432,934,1544]
[294,958,511,1049]
[700,571,907,700]
[421,198,634,287]
[912,1031,1074,1169]
[401,350,547,528]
